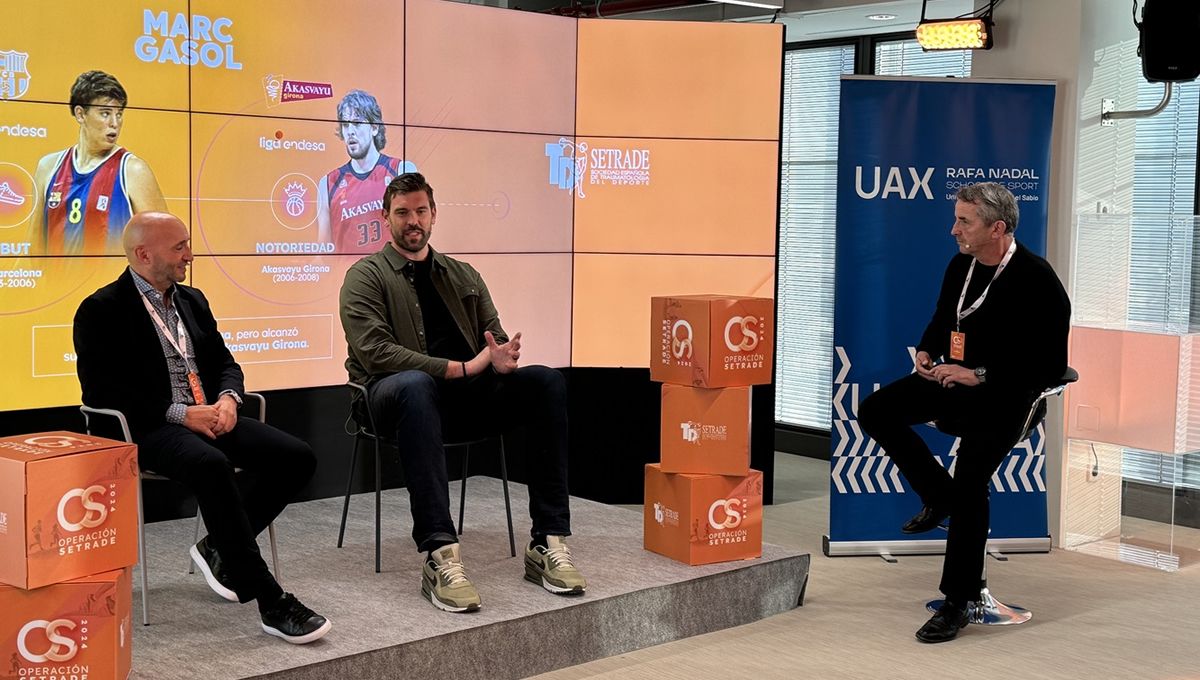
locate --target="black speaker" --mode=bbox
[1138,1,1200,83]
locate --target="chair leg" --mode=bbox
[137,483,150,626]
[499,438,516,558]
[337,437,361,548]
[268,523,281,584]
[374,438,382,574]
[457,444,469,536]
[188,511,203,575]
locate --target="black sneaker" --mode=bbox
[190,537,238,602]
[260,593,332,644]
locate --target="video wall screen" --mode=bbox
[0,1,780,411]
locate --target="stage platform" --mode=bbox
[130,477,809,679]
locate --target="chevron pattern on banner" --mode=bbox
[831,345,1046,495]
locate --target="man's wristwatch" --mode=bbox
[974,366,987,384]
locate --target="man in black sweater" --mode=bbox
[858,182,1070,643]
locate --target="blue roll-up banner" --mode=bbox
[825,77,1057,557]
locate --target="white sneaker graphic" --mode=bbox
[0,182,25,207]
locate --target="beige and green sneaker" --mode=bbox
[524,535,587,595]
[421,543,481,613]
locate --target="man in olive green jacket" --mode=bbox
[339,173,586,613]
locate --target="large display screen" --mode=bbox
[0,0,780,411]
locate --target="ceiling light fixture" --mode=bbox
[706,0,784,9]
[866,14,897,21]
[916,0,995,51]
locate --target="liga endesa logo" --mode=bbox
[17,619,79,663]
[723,315,760,353]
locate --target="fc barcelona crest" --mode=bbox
[0,50,31,100]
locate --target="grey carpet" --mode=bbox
[129,477,808,679]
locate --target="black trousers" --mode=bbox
[369,365,571,553]
[858,373,1030,602]
[139,417,316,603]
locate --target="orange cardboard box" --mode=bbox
[0,433,138,590]
[0,567,132,680]
[643,464,762,565]
[660,384,751,476]
[650,295,773,388]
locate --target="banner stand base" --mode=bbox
[822,535,1052,558]
[927,591,1033,625]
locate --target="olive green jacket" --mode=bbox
[339,245,507,385]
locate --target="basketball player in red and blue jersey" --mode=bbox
[32,71,166,255]
[317,89,416,254]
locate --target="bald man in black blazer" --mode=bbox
[74,211,330,644]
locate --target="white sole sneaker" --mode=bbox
[524,572,585,595]
[189,544,239,602]
[262,619,332,645]
[421,583,481,613]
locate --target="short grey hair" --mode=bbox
[956,182,1018,233]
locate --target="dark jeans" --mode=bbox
[139,417,316,603]
[858,373,1031,602]
[368,365,571,553]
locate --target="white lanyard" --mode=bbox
[955,238,1017,331]
[139,291,193,364]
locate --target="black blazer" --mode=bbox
[74,268,244,440]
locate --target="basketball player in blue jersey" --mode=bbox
[316,89,417,254]
[31,70,166,255]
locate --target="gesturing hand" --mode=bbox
[914,350,937,382]
[484,330,521,374]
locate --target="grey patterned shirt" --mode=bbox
[129,268,237,424]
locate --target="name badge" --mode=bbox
[188,372,207,405]
[949,331,966,361]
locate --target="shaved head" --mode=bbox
[123,212,192,292]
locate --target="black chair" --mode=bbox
[926,367,1078,625]
[80,392,281,626]
[336,381,516,573]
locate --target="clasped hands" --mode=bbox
[183,393,240,438]
[914,350,980,389]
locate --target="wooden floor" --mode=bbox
[533,454,1200,680]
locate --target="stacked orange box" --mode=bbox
[0,432,139,680]
[645,295,773,565]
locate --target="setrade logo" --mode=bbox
[546,138,651,198]
[0,50,31,100]
[680,421,700,444]
[679,421,727,445]
[723,315,760,353]
[57,485,108,532]
[545,138,587,198]
[17,619,79,663]
[652,501,679,527]
[708,498,743,530]
[671,320,693,361]
[263,74,333,107]
[23,435,91,449]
